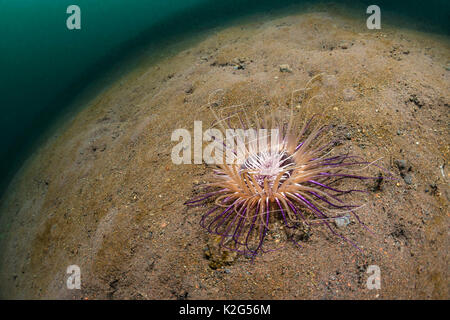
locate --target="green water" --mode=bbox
[0,0,448,196]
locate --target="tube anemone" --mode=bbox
[186,110,384,258]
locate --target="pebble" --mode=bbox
[184,84,194,94]
[334,214,351,228]
[279,64,293,73]
[339,41,351,49]
[403,174,413,185]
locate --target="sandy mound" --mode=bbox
[0,6,448,299]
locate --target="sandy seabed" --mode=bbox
[0,5,448,299]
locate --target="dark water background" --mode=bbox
[0,0,448,197]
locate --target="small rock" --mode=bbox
[224,268,231,274]
[232,58,245,70]
[279,64,293,73]
[205,240,237,269]
[339,41,352,49]
[184,84,194,94]
[334,214,351,228]
[409,94,423,108]
[403,174,413,185]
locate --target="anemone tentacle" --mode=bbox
[185,110,386,257]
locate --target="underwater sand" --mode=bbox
[0,5,449,299]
